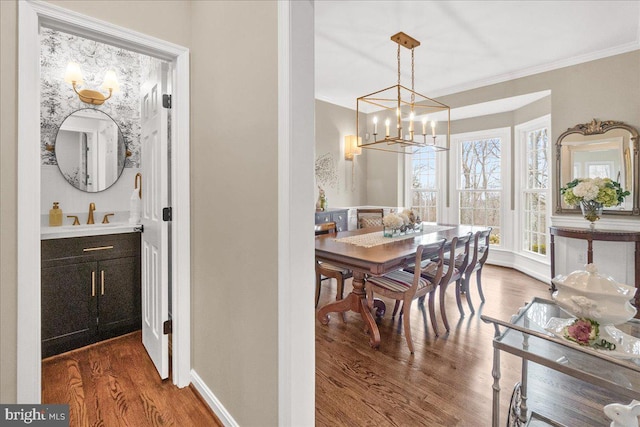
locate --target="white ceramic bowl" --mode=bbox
[552,263,637,325]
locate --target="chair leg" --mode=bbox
[392,300,402,317]
[315,271,322,307]
[477,268,486,303]
[401,297,414,353]
[428,290,439,337]
[439,282,450,333]
[455,279,465,317]
[464,273,475,314]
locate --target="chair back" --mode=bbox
[413,239,446,291]
[315,221,337,236]
[357,208,384,229]
[440,232,472,284]
[468,228,492,271]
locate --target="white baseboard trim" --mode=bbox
[487,249,551,285]
[190,369,239,427]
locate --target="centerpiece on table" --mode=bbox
[560,177,629,229]
[382,209,422,237]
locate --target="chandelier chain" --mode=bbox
[411,48,415,107]
[397,43,401,87]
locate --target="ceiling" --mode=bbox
[315,1,640,113]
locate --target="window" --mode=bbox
[517,116,550,257]
[407,146,438,222]
[458,136,502,244]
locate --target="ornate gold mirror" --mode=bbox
[556,119,639,215]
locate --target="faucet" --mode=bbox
[87,202,96,224]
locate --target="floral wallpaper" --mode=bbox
[40,27,161,168]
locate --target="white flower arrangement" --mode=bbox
[382,213,404,229]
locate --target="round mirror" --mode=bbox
[54,109,126,192]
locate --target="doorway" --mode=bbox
[17,1,191,402]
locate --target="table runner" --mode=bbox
[335,224,454,248]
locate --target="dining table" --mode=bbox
[316,223,489,348]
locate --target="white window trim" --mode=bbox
[449,127,511,247]
[404,145,446,221]
[515,115,552,262]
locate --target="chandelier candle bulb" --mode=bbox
[373,117,378,135]
[422,118,427,135]
[385,118,390,137]
[431,120,436,137]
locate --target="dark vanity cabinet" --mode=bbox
[41,232,141,358]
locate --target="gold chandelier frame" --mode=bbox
[357,32,450,154]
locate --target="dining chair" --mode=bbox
[315,222,352,307]
[356,208,384,229]
[365,239,446,353]
[421,232,472,333]
[463,227,492,314]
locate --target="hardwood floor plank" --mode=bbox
[43,332,222,427]
[316,265,626,426]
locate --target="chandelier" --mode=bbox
[357,32,450,154]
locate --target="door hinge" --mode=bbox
[162,94,172,109]
[162,207,172,222]
[163,320,172,335]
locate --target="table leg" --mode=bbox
[317,271,381,348]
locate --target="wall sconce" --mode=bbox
[344,135,362,160]
[64,62,120,105]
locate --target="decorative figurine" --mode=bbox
[316,186,327,211]
[604,400,640,427]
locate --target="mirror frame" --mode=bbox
[52,108,128,193]
[555,119,639,216]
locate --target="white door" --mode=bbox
[140,60,169,379]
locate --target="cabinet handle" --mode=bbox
[101,270,105,295]
[91,271,96,297]
[83,245,114,252]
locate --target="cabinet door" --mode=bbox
[98,256,141,338]
[332,210,348,231]
[41,262,97,357]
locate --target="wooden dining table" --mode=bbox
[316,223,489,348]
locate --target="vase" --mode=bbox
[383,227,400,238]
[580,200,603,229]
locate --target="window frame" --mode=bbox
[451,127,511,247]
[515,115,552,261]
[404,144,447,222]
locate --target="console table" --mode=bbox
[314,208,348,232]
[549,226,640,313]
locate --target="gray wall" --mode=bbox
[314,100,367,208]
[1,1,284,425]
[359,50,640,209]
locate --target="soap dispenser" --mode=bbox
[49,202,63,226]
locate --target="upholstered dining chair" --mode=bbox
[421,232,472,333]
[462,227,492,314]
[357,208,384,229]
[365,239,446,353]
[315,222,352,307]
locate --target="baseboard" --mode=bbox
[190,369,239,427]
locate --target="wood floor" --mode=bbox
[315,265,622,427]
[42,331,223,427]
[43,265,621,426]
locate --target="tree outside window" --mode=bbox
[459,138,501,244]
